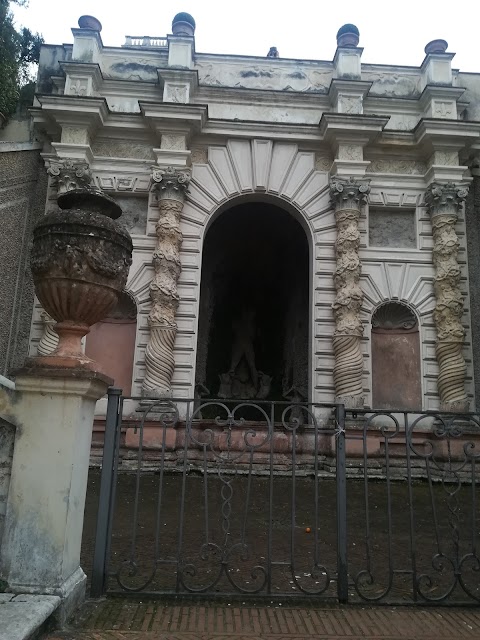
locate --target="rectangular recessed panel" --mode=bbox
[369,208,417,249]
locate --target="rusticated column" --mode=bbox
[425,182,469,412]
[331,177,370,408]
[142,166,191,397]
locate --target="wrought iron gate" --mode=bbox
[91,389,480,605]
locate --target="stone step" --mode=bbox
[0,594,60,640]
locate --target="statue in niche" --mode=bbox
[194,382,210,419]
[230,308,258,388]
[283,385,307,427]
[217,307,272,399]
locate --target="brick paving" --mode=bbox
[43,599,480,639]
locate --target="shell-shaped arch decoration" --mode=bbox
[372,302,417,330]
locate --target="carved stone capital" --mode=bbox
[47,158,94,196]
[151,165,191,202]
[425,182,469,219]
[330,177,370,211]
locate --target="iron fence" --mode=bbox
[90,390,480,605]
[343,409,480,604]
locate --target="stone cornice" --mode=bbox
[201,118,322,142]
[91,156,153,172]
[363,95,421,113]
[139,101,207,138]
[35,94,109,130]
[99,113,151,137]
[414,118,480,148]
[418,85,466,111]
[327,79,372,103]
[29,105,60,138]
[157,67,199,89]
[195,85,331,109]
[59,61,103,81]
[319,113,390,147]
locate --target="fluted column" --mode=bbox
[331,177,370,408]
[425,182,469,412]
[142,166,191,397]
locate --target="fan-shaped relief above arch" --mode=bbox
[360,261,436,320]
[372,301,418,330]
[184,139,332,230]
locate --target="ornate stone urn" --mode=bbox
[30,161,133,369]
[336,24,360,48]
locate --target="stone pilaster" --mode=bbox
[425,182,469,412]
[330,177,370,408]
[142,166,191,397]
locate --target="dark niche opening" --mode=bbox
[195,202,309,402]
[371,302,422,411]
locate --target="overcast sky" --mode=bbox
[12,0,480,73]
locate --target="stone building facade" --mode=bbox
[22,14,480,413]
[0,144,47,376]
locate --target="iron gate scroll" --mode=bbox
[91,390,480,605]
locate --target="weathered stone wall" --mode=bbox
[465,175,480,410]
[112,195,148,235]
[0,146,47,376]
[0,417,15,549]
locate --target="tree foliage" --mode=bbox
[0,0,43,121]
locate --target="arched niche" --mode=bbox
[195,200,310,402]
[85,291,137,394]
[371,302,422,410]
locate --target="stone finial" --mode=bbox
[172,12,196,36]
[78,15,102,32]
[336,23,360,48]
[267,47,279,58]
[424,39,448,54]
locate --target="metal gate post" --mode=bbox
[90,387,122,598]
[335,403,348,603]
